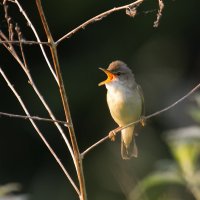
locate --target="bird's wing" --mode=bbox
[137,84,145,117]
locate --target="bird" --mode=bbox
[98,60,144,159]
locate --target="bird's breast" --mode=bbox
[106,83,142,126]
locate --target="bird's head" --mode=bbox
[98,60,135,88]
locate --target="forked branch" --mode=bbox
[56,0,144,45]
[7,0,58,82]
[0,28,76,169]
[35,0,87,199]
[0,67,79,195]
[0,111,67,125]
[0,0,168,199]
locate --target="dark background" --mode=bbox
[0,0,200,199]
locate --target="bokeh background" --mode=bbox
[0,0,200,199]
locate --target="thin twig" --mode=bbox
[81,137,108,159]
[8,0,58,82]
[0,111,67,125]
[0,27,76,176]
[3,0,14,40]
[153,0,164,28]
[0,67,80,195]
[35,1,87,199]
[56,0,144,45]
[15,25,28,68]
[0,40,49,45]
[81,82,200,158]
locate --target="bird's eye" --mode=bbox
[116,72,121,76]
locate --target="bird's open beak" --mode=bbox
[98,68,116,86]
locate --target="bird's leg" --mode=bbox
[140,116,146,127]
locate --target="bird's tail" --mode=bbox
[121,126,138,159]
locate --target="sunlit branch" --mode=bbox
[0,40,49,45]
[36,1,87,199]
[56,0,144,45]
[0,67,80,195]
[8,0,58,82]
[0,111,67,125]
[0,27,76,165]
[153,0,164,28]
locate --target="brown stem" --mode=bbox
[0,111,67,125]
[0,67,79,195]
[35,1,87,199]
[153,0,164,28]
[56,0,144,45]
[0,40,49,45]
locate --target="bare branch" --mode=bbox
[3,0,14,40]
[1,2,80,192]
[81,82,200,158]
[0,26,76,175]
[153,0,164,28]
[0,40,49,45]
[0,111,67,125]
[8,0,58,82]
[0,67,80,195]
[35,1,87,200]
[15,24,28,68]
[56,0,144,45]
[81,137,108,159]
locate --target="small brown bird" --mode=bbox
[98,60,144,159]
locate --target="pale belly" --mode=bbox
[106,86,142,126]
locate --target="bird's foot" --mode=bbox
[109,126,122,141]
[109,130,116,141]
[140,116,146,127]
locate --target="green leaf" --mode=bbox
[129,165,184,200]
[189,108,200,123]
[165,126,200,175]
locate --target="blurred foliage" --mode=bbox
[0,183,21,197]
[129,99,200,200]
[189,94,200,123]
[0,0,200,200]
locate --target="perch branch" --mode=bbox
[35,1,87,200]
[56,0,144,45]
[0,67,79,195]
[81,82,200,158]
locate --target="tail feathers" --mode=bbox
[121,138,138,159]
[121,126,138,159]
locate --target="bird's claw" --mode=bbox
[140,116,146,127]
[109,131,116,141]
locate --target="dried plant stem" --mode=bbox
[0,40,49,45]
[81,82,200,158]
[153,0,164,28]
[0,67,79,195]
[0,30,76,168]
[8,0,58,83]
[56,0,144,45]
[35,1,87,200]
[0,111,67,125]
[1,0,81,195]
